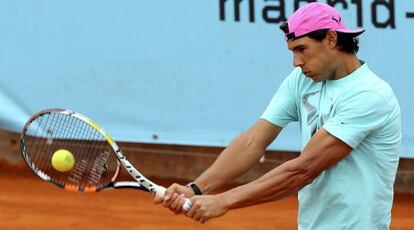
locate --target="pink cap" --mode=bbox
[284,2,364,40]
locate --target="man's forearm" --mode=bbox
[219,127,354,210]
[195,132,264,194]
[218,157,313,209]
[193,119,282,195]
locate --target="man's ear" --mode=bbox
[325,30,338,49]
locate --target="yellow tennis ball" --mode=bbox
[51,149,75,172]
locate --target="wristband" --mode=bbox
[186,182,202,195]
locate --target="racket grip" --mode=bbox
[182,198,192,211]
[154,185,167,199]
[155,185,192,211]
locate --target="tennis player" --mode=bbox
[155,2,401,229]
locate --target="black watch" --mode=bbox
[186,182,202,195]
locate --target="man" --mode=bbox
[155,2,401,229]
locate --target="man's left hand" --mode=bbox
[185,194,228,224]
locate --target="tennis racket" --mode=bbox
[20,108,192,210]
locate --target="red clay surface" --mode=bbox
[0,165,413,230]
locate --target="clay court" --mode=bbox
[1,162,413,230]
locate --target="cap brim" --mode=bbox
[336,28,365,37]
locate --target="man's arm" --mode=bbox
[185,128,353,223]
[157,119,282,211]
[195,119,282,194]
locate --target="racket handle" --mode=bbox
[182,198,192,211]
[155,185,193,211]
[154,185,167,199]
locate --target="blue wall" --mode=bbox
[1,1,413,158]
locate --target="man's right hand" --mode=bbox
[153,183,194,214]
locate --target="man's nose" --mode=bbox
[293,54,304,67]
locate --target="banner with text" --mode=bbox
[0,0,413,157]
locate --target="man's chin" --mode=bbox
[305,74,321,82]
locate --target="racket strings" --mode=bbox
[33,113,77,173]
[57,114,91,185]
[30,113,64,171]
[78,122,110,188]
[63,116,112,189]
[23,111,118,191]
[42,113,72,173]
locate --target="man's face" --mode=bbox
[287,36,334,82]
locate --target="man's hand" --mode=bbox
[186,194,228,224]
[153,183,194,214]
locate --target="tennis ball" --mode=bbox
[51,149,75,172]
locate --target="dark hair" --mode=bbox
[279,23,360,54]
[306,29,360,54]
[279,22,289,34]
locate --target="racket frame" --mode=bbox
[20,108,165,197]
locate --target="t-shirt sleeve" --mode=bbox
[323,91,388,149]
[260,68,300,128]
